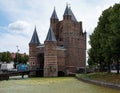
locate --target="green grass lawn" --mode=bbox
[77,72,120,85]
[0,77,119,93]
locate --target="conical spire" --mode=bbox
[51,8,58,19]
[64,4,71,16]
[69,7,77,21]
[29,26,40,44]
[45,26,56,42]
[63,4,77,21]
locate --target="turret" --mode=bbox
[45,26,56,42]
[44,26,58,77]
[50,8,59,23]
[29,26,40,46]
[29,27,40,77]
[50,8,59,40]
[63,4,77,22]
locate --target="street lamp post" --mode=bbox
[16,45,20,63]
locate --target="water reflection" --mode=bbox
[0,77,119,93]
[9,75,28,80]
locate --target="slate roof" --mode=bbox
[29,27,40,44]
[51,8,58,19]
[64,5,71,15]
[63,5,77,22]
[45,26,56,42]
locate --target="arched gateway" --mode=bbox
[36,53,44,77]
[29,4,86,77]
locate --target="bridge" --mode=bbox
[0,69,42,80]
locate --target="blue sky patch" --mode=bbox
[0,10,11,26]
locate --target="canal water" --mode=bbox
[0,77,119,93]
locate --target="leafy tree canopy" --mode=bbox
[0,51,12,63]
[88,3,120,74]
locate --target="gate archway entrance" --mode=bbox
[58,71,65,77]
[36,53,44,77]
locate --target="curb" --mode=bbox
[76,77,120,90]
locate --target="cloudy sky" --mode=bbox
[0,0,119,54]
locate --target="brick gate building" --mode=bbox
[29,5,86,77]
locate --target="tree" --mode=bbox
[88,3,120,74]
[14,53,29,64]
[89,27,106,71]
[1,51,12,63]
[14,53,22,63]
[22,55,29,64]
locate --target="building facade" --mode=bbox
[29,5,86,77]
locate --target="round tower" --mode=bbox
[44,26,58,77]
[29,27,40,77]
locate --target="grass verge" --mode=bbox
[76,72,120,85]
